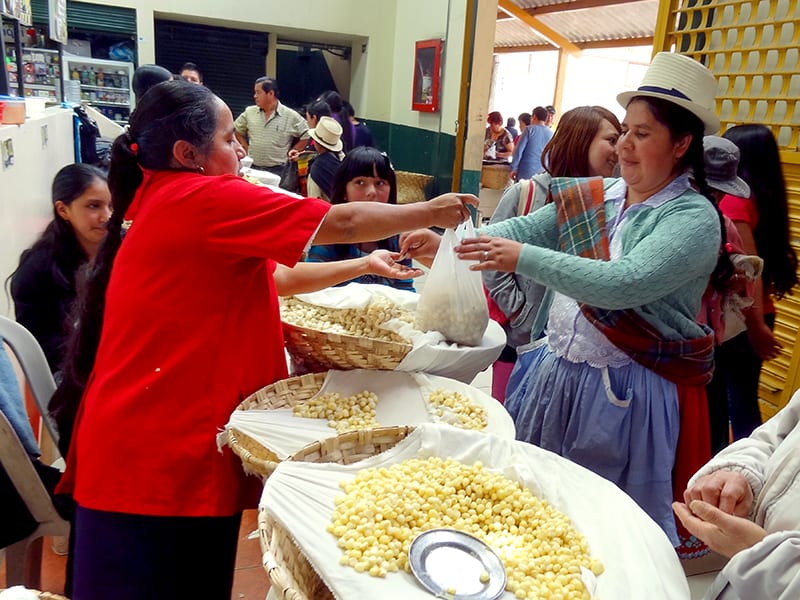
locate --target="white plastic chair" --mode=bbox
[0,315,59,450]
[0,411,70,588]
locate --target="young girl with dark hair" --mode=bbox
[50,79,474,600]
[713,124,799,439]
[305,146,415,291]
[9,163,110,372]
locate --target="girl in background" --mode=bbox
[716,124,798,439]
[306,146,415,291]
[10,164,111,373]
[484,105,621,401]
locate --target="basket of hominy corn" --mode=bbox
[280,292,414,372]
[258,424,692,600]
[225,370,514,478]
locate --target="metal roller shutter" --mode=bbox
[155,20,269,120]
[31,0,135,35]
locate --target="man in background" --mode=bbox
[509,106,553,180]
[545,105,556,127]
[180,62,203,85]
[234,77,309,176]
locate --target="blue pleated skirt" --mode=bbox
[505,344,680,545]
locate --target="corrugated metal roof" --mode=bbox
[495,0,658,50]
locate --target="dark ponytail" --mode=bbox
[51,80,220,454]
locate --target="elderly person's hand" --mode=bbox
[365,249,423,280]
[683,470,754,517]
[673,500,767,558]
[455,235,522,274]
[287,149,300,162]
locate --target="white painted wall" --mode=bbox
[0,107,75,317]
[73,0,469,136]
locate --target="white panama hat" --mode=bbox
[309,116,343,152]
[617,52,721,135]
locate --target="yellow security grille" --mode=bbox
[655,0,800,417]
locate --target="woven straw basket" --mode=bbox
[227,372,329,478]
[259,426,414,599]
[395,171,434,204]
[282,321,412,372]
[480,164,512,190]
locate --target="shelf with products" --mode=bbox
[4,44,62,99]
[63,53,134,126]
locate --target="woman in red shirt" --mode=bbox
[53,80,475,600]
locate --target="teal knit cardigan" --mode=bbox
[480,178,721,342]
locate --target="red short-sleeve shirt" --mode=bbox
[68,171,330,517]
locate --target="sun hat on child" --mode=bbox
[309,116,343,152]
[617,52,720,135]
[702,135,750,198]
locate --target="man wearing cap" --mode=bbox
[306,116,344,201]
[544,105,556,127]
[234,77,309,176]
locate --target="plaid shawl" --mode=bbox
[550,176,714,386]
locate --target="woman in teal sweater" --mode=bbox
[402,53,731,553]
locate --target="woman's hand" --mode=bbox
[454,235,522,273]
[748,321,781,360]
[287,149,300,162]
[426,193,479,230]
[673,500,767,558]
[683,470,754,517]
[399,229,442,262]
[365,249,423,280]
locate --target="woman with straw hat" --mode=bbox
[306,115,344,201]
[402,52,732,552]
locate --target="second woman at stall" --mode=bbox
[402,52,730,549]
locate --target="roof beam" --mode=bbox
[493,35,654,53]
[520,0,646,16]
[497,0,582,56]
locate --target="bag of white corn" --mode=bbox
[415,220,489,346]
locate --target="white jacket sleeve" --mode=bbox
[689,388,800,503]
[707,531,800,600]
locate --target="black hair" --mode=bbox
[256,76,279,98]
[132,64,173,99]
[343,100,355,118]
[327,147,397,256]
[305,100,331,121]
[180,61,203,82]
[7,163,107,313]
[532,106,549,122]
[723,124,798,297]
[317,90,354,152]
[518,112,531,126]
[50,80,221,452]
[506,117,516,128]
[631,96,734,291]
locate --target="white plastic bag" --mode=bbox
[415,220,489,346]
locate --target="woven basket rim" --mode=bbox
[258,426,415,598]
[227,372,328,478]
[282,321,412,352]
